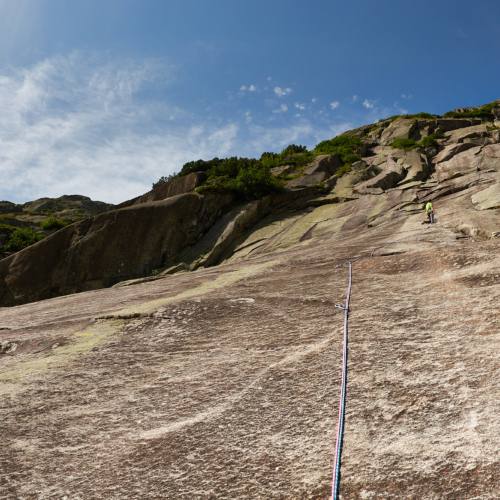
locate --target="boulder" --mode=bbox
[399,150,429,184]
[133,172,207,205]
[435,146,483,181]
[355,156,405,191]
[286,155,341,189]
[302,154,342,176]
[482,144,500,158]
[435,145,500,182]
[285,172,327,189]
[443,124,488,144]
[435,143,477,164]
[270,165,297,177]
[471,184,500,210]
[435,118,481,132]
[380,119,417,146]
[0,192,232,306]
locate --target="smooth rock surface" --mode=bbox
[2,189,500,499]
[133,172,208,205]
[471,183,500,210]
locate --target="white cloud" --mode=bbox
[311,98,317,103]
[267,77,272,81]
[240,85,247,91]
[272,104,288,114]
[0,53,240,204]
[274,86,292,97]
[295,103,305,110]
[363,99,375,109]
[294,114,301,117]
[0,53,366,205]
[330,101,339,109]
[401,94,412,99]
[352,95,358,102]
[241,84,256,91]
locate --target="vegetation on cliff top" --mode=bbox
[391,131,445,151]
[40,217,69,230]
[4,227,44,252]
[153,136,363,198]
[443,101,499,119]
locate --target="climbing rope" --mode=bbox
[331,260,352,500]
[330,224,433,500]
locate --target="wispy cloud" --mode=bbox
[240,84,257,91]
[330,101,339,109]
[0,53,372,204]
[352,95,358,102]
[0,53,241,204]
[401,94,412,99]
[272,104,288,113]
[363,99,375,109]
[274,86,292,98]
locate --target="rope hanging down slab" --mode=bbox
[331,260,352,500]
[330,224,433,500]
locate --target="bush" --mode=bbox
[378,115,400,123]
[279,144,307,157]
[314,135,362,164]
[420,131,445,148]
[4,228,44,252]
[233,166,285,199]
[197,165,284,200]
[152,173,178,189]
[336,165,352,177]
[391,138,417,151]
[40,217,68,230]
[177,157,224,178]
[443,101,499,119]
[208,157,261,179]
[404,112,436,120]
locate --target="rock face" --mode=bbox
[0,195,116,259]
[132,172,208,205]
[286,154,341,189]
[2,175,500,498]
[0,193,231,306]
[3,103,500,499]
[3,101,500,499]
[435,145,500,181]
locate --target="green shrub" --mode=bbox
[404,112,436,120]
[443,102,499,119]
[178,157,224,178]
[314,135,362,164]
[152,173,178,189]
[420,131,445,148]
[279,144,307,156]
[391,138,417,151]
[378,115,400,123]
[336,164,352,177]
[208,157,262,179]
[40,217,68,230]
[196,165,284,200]
[4,228,44,252]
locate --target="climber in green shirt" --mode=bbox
[424,199,435,224]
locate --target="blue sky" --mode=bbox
[1,0,500,204]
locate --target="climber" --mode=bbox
[423,199,435,224]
